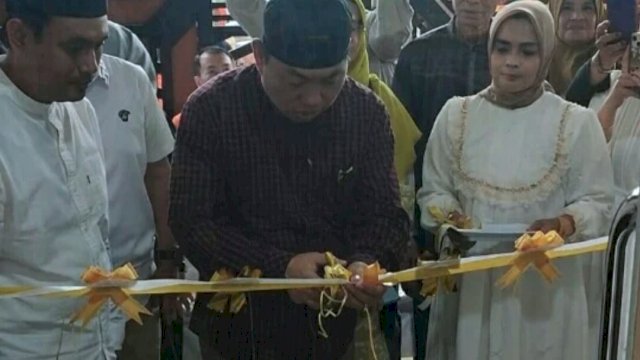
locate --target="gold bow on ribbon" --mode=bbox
[318,252,352,338]
[71,263,151,327]
[497,231,565,288]
[420,276,457,297]
[428,206,473,229]
[422,207,473,296]
[208,266,262,314]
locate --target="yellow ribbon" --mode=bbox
[428,206,473,229]
[419,207,474,296]
[497,231,564,288]
[381,237,606,284]
[70,263,151,327]
[420,276,457,297]
[0,237,606,331]
[208,266,262,314]
[318,252,351,338]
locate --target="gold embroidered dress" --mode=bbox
[418,92,613,360]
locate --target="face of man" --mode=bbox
[194,51,235,87]
[5,15,108,103]
[453,0,500,39]
[253,41,348,124]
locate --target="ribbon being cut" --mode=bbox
[0,236,609,331]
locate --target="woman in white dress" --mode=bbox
[595,70,640,201]
[418,1,614,359]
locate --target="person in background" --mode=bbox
[104,20,156,87]
[568,24,640,349]
[172,45,235,129]
[344,0,421,357]
[86,52,179,359]
[392,0,496,356]
[226,0,414,84]
[419,2,613,358]
[0,0,115,358]
[547,0,604,95]
[564,0,640,106]
[169,0,411,358]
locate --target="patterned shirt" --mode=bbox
[392,20,492,249]
[169,65,410,359]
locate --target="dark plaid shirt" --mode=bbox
[392,20,491,250]
[169,65,410,359]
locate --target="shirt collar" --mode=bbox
[92,58,110,86]
[0,56,52,116]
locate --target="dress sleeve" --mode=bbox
[565,60,611,107]
[417,98,464,232]
[562,107,615,240]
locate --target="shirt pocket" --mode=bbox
[78,153,109,248]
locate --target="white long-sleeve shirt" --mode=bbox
[0,64,114,359]
[226,0,414,83]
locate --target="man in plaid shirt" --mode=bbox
[168,0,410,358]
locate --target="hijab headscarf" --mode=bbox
[548,0,605,95]
[347,0,421,181]
[480,0,556,109]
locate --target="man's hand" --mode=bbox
[285,252,334,310]
[344,262,386,310]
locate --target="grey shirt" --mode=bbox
[104,21,156,88]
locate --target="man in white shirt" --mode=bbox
[86,54,176,359]
[226,0,414,83]
[0,0,115,358]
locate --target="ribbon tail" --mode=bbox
[229,294,247,314]
[497,257,532,289]
[208,293,230,313]
[71,297,108,327]
[534,256,560,283]
[111,289,152,325]
[118,298,152,325]
[420,278,438,297]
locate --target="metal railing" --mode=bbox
[600,188,640,360]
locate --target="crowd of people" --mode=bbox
[0,0,639,359]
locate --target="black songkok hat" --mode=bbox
[262,0,352,69]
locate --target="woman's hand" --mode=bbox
[609,71,640,105]
[593,21,627,73]
[598,71,640,139]
[528,215,575,238]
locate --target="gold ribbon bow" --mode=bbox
[208,266,262,314]
[318,252,351,338]
[71,263,151,327]
[497,231,564,288]
[422,207,473,296]
[428,206,473,229]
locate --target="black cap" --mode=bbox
[7,0,108,18]
[263,0,351,69]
